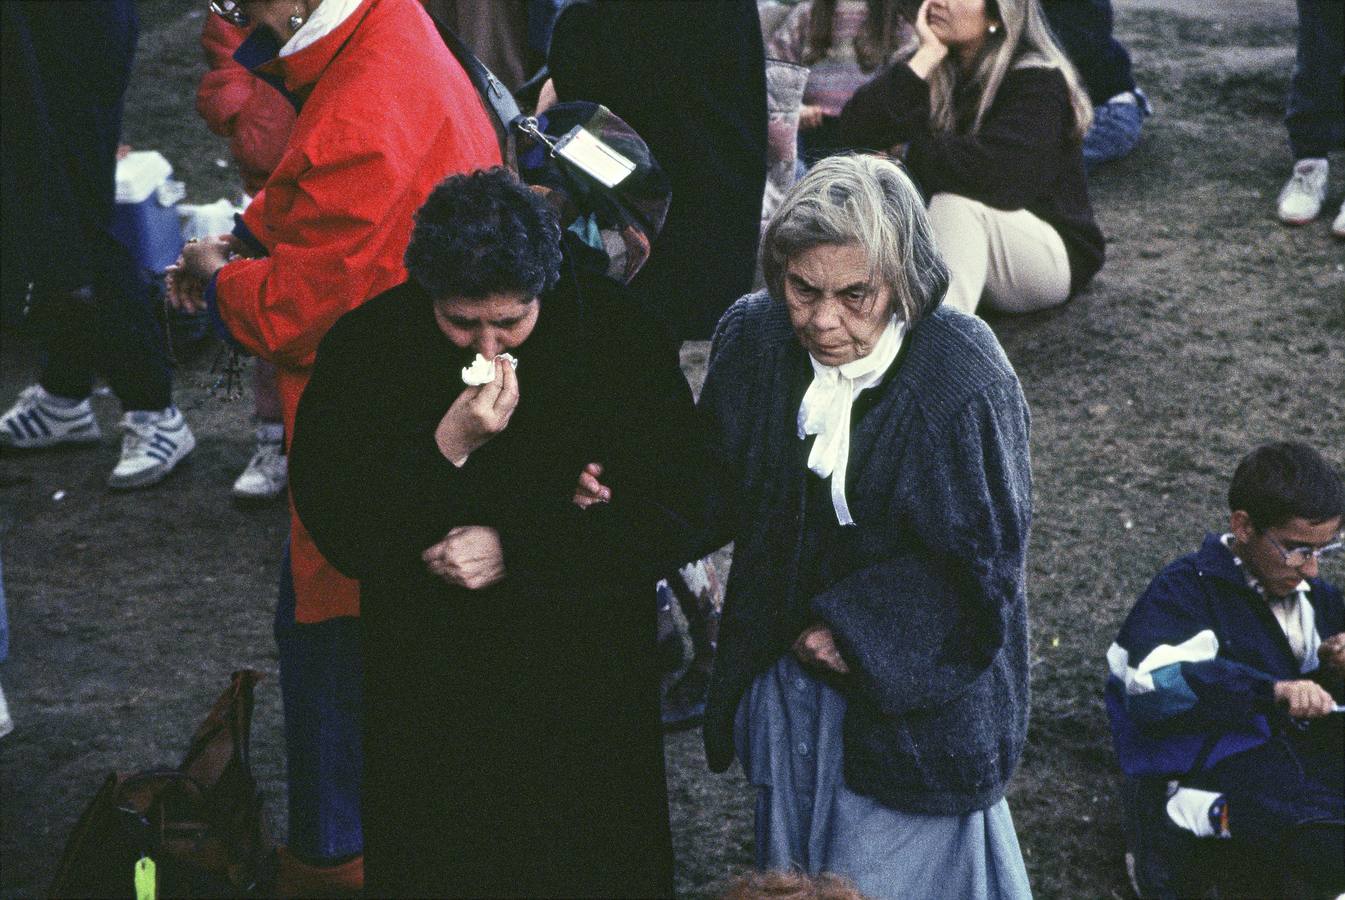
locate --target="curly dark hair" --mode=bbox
[404,167,562,300]
[1229,441,1345,530]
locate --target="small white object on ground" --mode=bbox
[52,490,66,502]
[0,680,13,739]
[461,353,518,386]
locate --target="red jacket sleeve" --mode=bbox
[214,139,403,369]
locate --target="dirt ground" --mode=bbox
[1,1,1342,897]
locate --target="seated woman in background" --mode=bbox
[767,0,917,163]
[289,168,703,898]
[839,0,1104,316]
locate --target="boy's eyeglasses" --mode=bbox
[1263,532,1344,568]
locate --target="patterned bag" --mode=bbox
[434,20,670,286]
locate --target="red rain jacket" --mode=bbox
[195,16,296,195]
[215,0,501,623]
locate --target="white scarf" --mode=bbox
[797,315,905,525]
[280,0,366,57]
[1221,533,1319,670]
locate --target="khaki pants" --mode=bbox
[927,193,1072,315]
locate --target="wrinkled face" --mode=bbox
[433,292,539,359]
[1232,513,1342,598]
[783,244,893,367]
[927,0,996,54]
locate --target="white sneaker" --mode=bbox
[0,384,100,449]
[1333,199,1345,239]
[1276,158,1328,225]
[231,429,287,500]
[107,406,195,489]
[0,679,12,740]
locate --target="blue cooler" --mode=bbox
[110,151,184,274]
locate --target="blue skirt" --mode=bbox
[735,655,1033,899]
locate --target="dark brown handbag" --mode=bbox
[49,670,271,898]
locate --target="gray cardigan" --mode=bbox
[700,293,1032,815]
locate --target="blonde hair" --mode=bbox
[928,0,1092,139]
[761,154,949,324]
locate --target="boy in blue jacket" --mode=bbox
[1107,441,1344,896]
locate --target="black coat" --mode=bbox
[289,269,704,897]
[548,0,768,341]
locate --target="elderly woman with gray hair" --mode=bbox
[702,153,1033,897]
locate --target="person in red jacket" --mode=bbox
[195,13,296,501]
[169,0,500,893]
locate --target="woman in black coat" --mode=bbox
[288,168,702,897]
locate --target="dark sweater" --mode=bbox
[1041,0,1138,106]
[699,294,1033,815]
[838,64,1105,296]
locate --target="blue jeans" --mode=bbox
[1083,94,1149,172]
[1287,0,1344,159]
[275,545,363,862]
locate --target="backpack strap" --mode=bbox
[428,15,525,166]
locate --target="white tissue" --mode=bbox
[460,353,518,386]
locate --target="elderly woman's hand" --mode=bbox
[793,624,850,675]
[422,525,506,589]
[435,358,520,466]
[572,461,611,509]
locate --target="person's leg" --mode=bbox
[34,287,99,404]
[233,359,287,500]
[273,545,364,895]
[1083,98,1146,172]
[31,245,169,421]
[72,235,173,413]
[253,359,283,423]
[926,193,992,315]
[929,193,1072,315]
[1286,0,1345,162]
[1278,0,1344,224]
[1199,730,1345,893]
[1283,823,1345,896]
[978,204,1072,314]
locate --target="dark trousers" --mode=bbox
[2,1,172,412]
[1287,0,1345,159]
[1198,718,1344,895]
[36,241,172,411]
